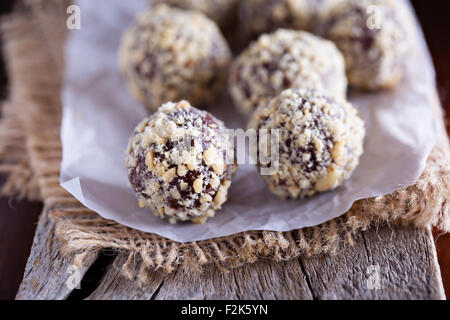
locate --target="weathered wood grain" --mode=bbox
[15,209,99,300]
[85,225,444,300]
[87,255,313,300]
[86,253,166,300]
[154,259,314,300]
[15,210,445,299]
[300,225,445,300]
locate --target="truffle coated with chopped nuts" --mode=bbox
[152,0,239,32]
[249,88,365,199]
[315,0,413,90]
[126,101,237,224]
[229,29,347,116]
[119,5,231,111]
[238,0,341,42]
[238,0,310,42]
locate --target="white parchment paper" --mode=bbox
[60,0,439,242]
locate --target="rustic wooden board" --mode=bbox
[86,253,166,300]
[152,258,314,300]
[88,256,314,300]
[16,209,445,300]
[15,209,99,300]
[300,226,445,299]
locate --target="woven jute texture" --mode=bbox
[1,1,449,280]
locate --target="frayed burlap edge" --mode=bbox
[0,1,449,282]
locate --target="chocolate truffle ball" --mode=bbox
[249,88,365,199]
[316,0,413,90]
[126,101,237,224]
[238,0,341,42]
[152,0,239,31]
[229,29,347,116]
[119,5,231,111]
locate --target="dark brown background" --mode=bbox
[0,0,449,300]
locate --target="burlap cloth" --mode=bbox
[1,0,449,281]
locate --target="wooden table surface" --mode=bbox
[1,0,450,300]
